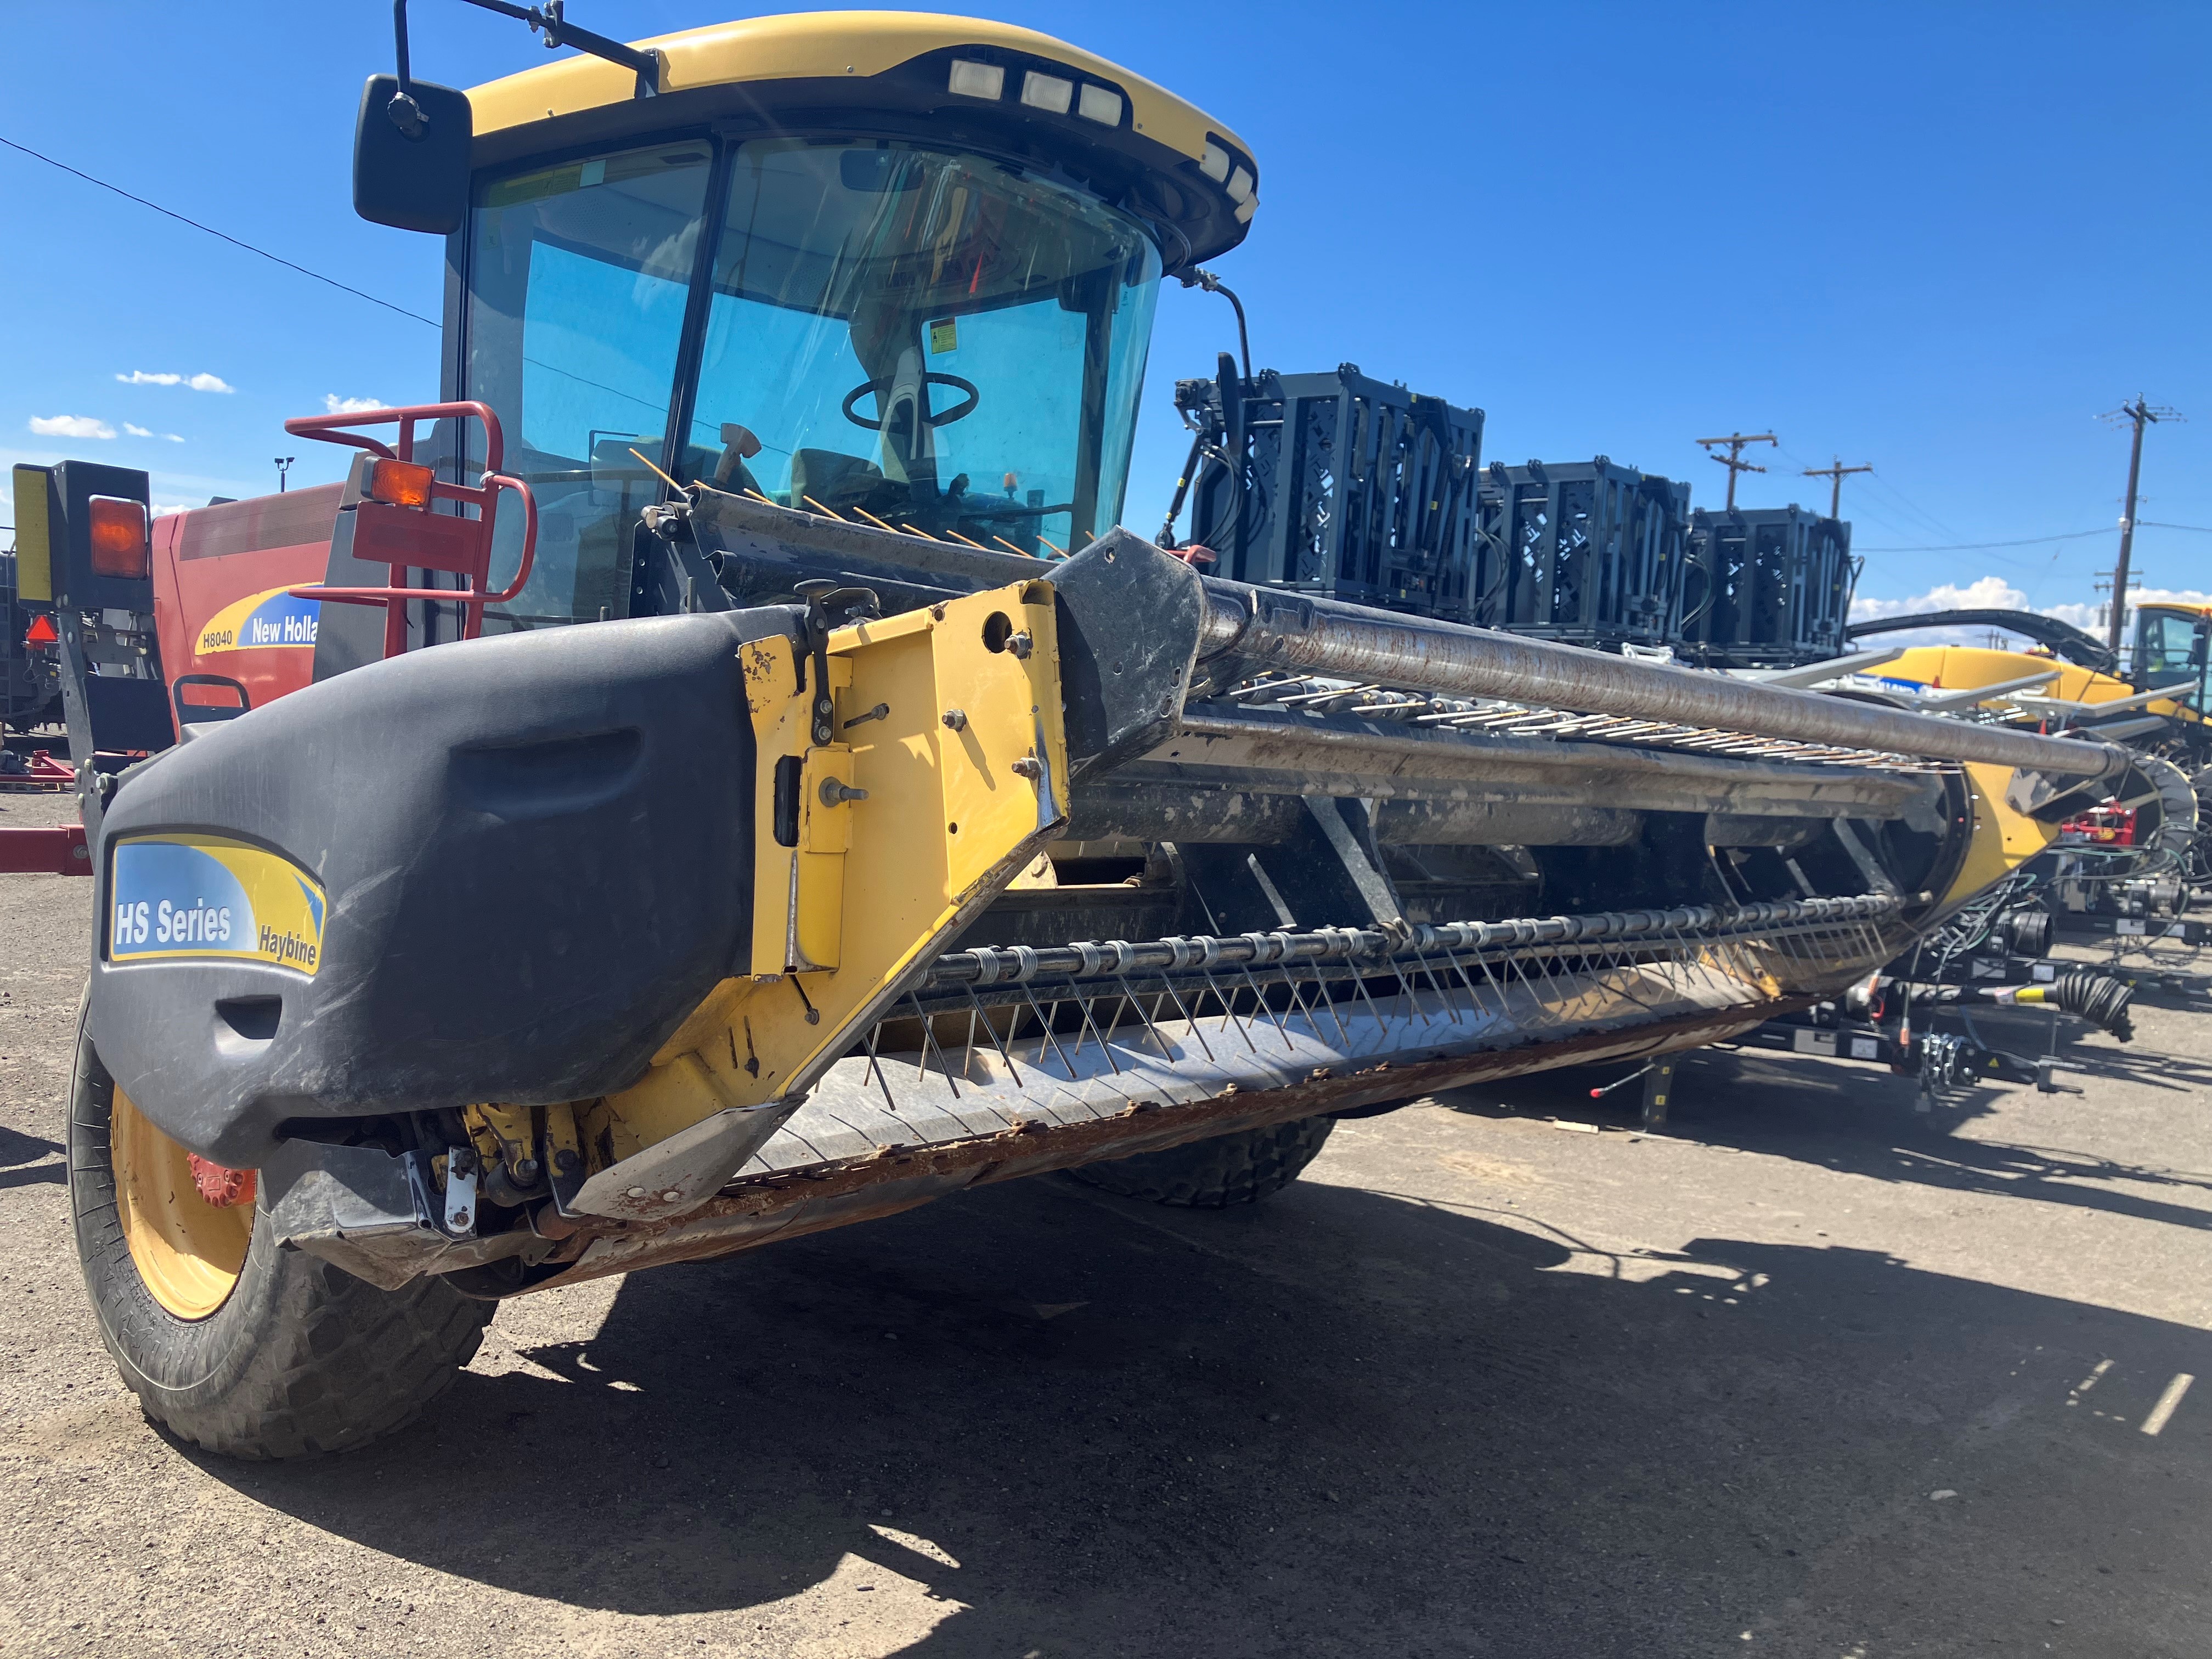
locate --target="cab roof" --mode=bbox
[466,11,1258,267]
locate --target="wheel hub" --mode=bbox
[111,1088,252,1321]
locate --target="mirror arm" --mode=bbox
[457,0,663,97]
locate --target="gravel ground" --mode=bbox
[4,780,2210,1656]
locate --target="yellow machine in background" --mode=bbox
[1841,599,2212,887]
[1845,600,2212,755]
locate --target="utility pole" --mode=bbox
[1801,456,1872,520]
[1696,431,1778,511]
[2092,567,2141,644]
[2097,399,2182,650]
[274,456,295,494]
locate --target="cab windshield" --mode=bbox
[687,139,1159,557]
[461,136,1160,628]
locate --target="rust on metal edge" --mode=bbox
[522,999,1806,1294]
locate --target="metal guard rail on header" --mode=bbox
[280,401,538,653]
[837,893,1905,1114]
[924,893,1904,991]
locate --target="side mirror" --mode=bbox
[354,74,472,235]
[2191,628,2208,670]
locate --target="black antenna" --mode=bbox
[456,0,662,97]
[387,1,427,138]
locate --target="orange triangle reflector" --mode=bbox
[24,614,59,646]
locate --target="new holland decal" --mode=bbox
[195,585,321,655]
[109,836,326,975]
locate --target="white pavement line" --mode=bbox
[2067,1358,2113,1404]
[2141,1372,2194,1437]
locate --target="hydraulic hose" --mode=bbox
[2047,969,2135,1042]
[1158,428,1207,548]
[1181,267,1251,380]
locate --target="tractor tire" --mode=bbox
[65,1003,491,1460]
[1064,1114,1338,1207]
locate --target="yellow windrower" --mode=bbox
[54,10,2130,1468]
[1878,641,2205,727]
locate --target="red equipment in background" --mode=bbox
[1,402,537,878]
[2059,802,2140,847]
[0,820,86,875]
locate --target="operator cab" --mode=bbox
[371,15,1257,633]
[2130,602,2211,713]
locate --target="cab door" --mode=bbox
[2131,606,2211,710]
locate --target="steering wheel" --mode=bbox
[842,372,981,430]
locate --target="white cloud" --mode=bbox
[121,422,185,444]
[1851,575,2029,622]
[115,370,233,393]
[323,394,388,415]
[29,415,116,440]
[1851,575,2212,648]
[152,502,194,518]
[163,432,185,442]
[124,422,153,437]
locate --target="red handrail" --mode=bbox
[283,400,506,472]
[281,402,537,651]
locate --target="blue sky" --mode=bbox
[5,1,2209,623]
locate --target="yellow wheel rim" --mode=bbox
[111,1087,251,1320]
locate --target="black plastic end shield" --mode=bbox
[1050,530,1205,781]
[86,609,799,1166]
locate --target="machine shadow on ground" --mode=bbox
[1497,1017,2212,1239]
[0,1123,64,1193]
[185,1156,2212,1655]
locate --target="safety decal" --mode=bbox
[108,835,325,975]
[195,585,321,655]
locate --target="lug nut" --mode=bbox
[1011,757,1042,780]
[941,708,968,731]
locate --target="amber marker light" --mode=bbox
[86,496,149,580]
[368,458,435,508]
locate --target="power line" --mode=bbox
[1769,437,1962,545]
[1855,527,2114,552]
[0,131,673,426]
[0,134,438,329]
[1849,467,1968,545]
